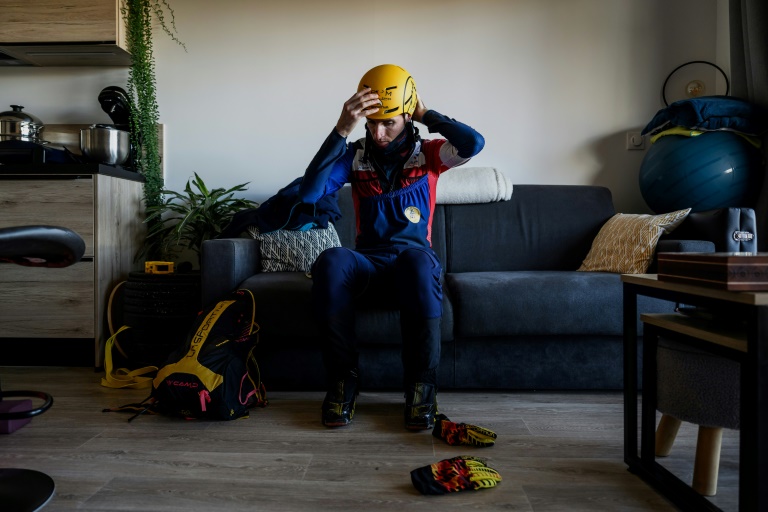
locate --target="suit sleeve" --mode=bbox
[298,129,354,204]
[421,110,485,169]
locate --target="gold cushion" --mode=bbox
[578,209,691,274]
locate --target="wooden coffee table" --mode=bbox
[622,273,768,511]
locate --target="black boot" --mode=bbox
[321,369,359,427]
[404,382,437,431]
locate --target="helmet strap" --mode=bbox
[363,117,417,191]
[406,118,420,143]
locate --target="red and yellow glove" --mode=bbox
[432,413,497,447]
[410,456,502,495]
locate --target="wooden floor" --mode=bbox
[0,367,739,511]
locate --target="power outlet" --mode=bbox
[626,131,645,150]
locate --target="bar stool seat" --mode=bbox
[0,469,55,512]
[655,335,740,496]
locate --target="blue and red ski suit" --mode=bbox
[299,110,484,386]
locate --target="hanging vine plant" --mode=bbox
[121,0,186,215]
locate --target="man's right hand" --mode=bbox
[335,88,382,138]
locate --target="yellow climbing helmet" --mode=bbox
[358,64,417,120]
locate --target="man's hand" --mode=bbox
[335,88,381,138]
[411,93,429,124]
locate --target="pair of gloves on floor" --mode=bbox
[411,414,502,495]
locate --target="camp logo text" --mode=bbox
[166,380,199,389]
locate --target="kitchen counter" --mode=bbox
[0,162,144,181]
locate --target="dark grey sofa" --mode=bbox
[201,184,756,391]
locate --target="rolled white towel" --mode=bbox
[436,167,513,204]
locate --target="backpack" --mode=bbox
[107,289,268,420]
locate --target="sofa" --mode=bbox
[201,184,756,391]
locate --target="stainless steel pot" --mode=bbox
[80,124,130,165]
[0,105,45,142]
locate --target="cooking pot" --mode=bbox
[80,124,130,165]
[0,105,45,142]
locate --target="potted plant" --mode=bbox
[119,173,257,363]
[122,0,185,218]
[138,172,259,268]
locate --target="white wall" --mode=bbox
[1,0,723,213]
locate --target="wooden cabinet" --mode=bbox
[0,170,145,365]
[0,0,130,66]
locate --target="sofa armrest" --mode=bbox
[662,207,757,252]
[656,239,716,253]
[648,239,716,273]
[650,207,757,273]
[201,238,260,309]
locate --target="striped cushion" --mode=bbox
[246,224,341,272]
[578,209,691,274]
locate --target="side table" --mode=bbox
[622,273,768,511]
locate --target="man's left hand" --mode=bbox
[412,93,429,123]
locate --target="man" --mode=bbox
[298,64,484,429]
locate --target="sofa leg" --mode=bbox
[655,414,682,457]
[692,425,723,496]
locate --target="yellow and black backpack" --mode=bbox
[106,289,268,421]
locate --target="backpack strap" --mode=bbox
[102,394,159,422]
[107,280,126,336]
[244,345,268,408]
[100,326,158,389]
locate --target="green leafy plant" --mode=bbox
[122,0,185,213]
[139,173,259,266]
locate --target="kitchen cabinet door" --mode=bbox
[0,0,130,66]
[0,172,144,366]
[0,262,95,338]
[0,178,95,257]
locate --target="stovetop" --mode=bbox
[0,140,142,181]
[0,161,143,181]
[0,139,83,165]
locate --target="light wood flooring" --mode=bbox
[0,367,739,511]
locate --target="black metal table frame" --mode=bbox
[623,279,768,511]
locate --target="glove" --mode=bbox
[410,456,502,495]
[432,413,497,447]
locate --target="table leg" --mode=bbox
[623,284,639,467]
[740,306,768,510]
[641,324,658,464]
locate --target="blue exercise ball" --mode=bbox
[639,131,764,213]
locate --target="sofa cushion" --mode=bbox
[334,185,358,248]
[239,271,454,345]
[578,208,691,274]
[444,185,615,273]
[240,272,317,338]
[453,336,628,389]
[445,270,673,338]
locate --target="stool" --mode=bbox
[655,336,740,496]
[0,225,86,511]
